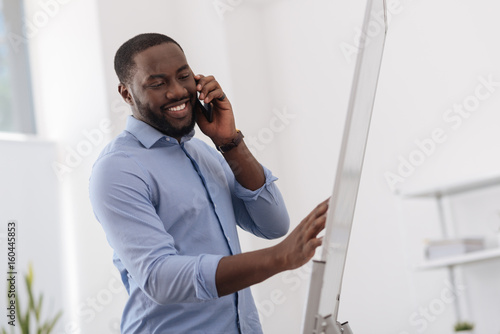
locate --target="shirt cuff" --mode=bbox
[195,254,224,300]
[233,165,279,204]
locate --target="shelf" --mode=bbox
[416,248,500,270]
[397,172,500,198]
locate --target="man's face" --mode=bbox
[122,42,198,139]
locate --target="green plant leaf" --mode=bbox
[14,292,27,333]
[42,321,52,334]
[26,272,36,313]
[6,264,64,334]
[27,262,34,288]
[23,304,31,334]
[454,321,474,331]
[35,293,44,322]
[45,311,63,334]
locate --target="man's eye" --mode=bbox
[150,83,164,88]
[179,74,190,80]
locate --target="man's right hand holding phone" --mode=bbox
[193,73,238,148]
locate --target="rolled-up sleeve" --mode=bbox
[89,152,223,305]
[217,154,290,239]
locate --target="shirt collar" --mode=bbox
[125,115,195,148]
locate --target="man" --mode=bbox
[89,33,327,334]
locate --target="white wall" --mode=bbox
[0,137,64,331]
[5,0,499,333]
[22,0,127,332]
[339,0,500,333]
[211,0,500,333]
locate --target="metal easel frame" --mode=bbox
[302,1,388,333]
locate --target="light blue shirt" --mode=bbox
[89,116,290,334]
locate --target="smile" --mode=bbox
[167,103,186,112]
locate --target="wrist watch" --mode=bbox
[217,130,244,153]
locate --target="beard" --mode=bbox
[135,97,196,139]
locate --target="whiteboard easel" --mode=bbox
[302,1,388,333]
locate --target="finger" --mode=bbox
[194,74,204,88]
[196,75,215,92]
[308,199,328,219]
[305,215,327,240]
[303,237,323,262]
[315,199,329,217]
[198,79,220,102]
[204,88,225,104]
[304,214,326,239]
[308,199,329,223]
[310,236,323,249]
[296,209,316,233]
[296,200,328,234]
[294,198,330,237]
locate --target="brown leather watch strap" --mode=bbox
[216,130,244,153]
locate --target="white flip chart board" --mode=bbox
[302,0,388,333]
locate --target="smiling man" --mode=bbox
[89,33,327,334]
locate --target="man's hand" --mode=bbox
[193,73,266,190]
[194,74,237,146]
[272,198,328,271]
[215,199,329,297]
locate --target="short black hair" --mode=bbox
[114,33,183,84]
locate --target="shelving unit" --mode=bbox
[398,172,500,324]
[415,247,500,270]
[398,172,500,198]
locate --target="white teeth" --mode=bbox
[167,103,186,111]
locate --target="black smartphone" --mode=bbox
[197,95,213,123]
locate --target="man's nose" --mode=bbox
[166,81,188,100]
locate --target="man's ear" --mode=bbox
[118,83,134,106]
